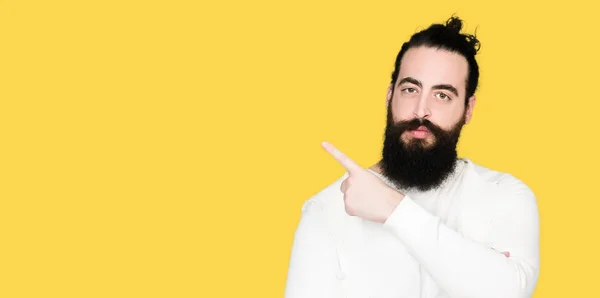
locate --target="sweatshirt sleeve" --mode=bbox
[382,179,540,298]
[284,199,341,298]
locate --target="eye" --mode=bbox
[401,87,417,94]
[435,92,451,101]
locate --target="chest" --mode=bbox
[331,193,494,298]
[333,218,423,298]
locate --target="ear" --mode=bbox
[386,84,393,106]
[464,95,476,124]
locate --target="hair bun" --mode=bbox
[445,16,463,34]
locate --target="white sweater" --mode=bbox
[284,158,540,298]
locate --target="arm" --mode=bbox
[383,180,540,298]
[284,199,340,298]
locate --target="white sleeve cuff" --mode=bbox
[383,195,437,245]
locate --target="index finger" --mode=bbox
[321,141,363,174]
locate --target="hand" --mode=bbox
[322,141,405,223]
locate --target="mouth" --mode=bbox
[408,126,431,139]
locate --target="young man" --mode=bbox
[284,16,540,298]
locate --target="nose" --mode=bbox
[413,95,431,119]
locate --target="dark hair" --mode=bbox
[390,16,481,104]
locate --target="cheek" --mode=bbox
[430,105,465,129]
[391,99,416,121]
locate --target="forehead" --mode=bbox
[398,46,468,91]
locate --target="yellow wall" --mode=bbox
[1,0,597,297]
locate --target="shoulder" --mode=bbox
[469,160,535,195]
[466,159,538,213]
[300,174,347,217]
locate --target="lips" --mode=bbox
[412,125,430,132]
[408,126,431,138]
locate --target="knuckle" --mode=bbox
[344,204,352,215]
[344,202,355,215]
[340,181,348,192]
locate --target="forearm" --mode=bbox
[383,197,538,298]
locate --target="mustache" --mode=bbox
[391,118,444,135]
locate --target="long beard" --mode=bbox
[381,107,466,192]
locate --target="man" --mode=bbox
[284,16,540,298]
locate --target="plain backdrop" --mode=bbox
[1,0,598,297]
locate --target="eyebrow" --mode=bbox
[397,76,460,97]
[432,84,459,97]
[397,77,422,88]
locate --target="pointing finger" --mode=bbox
[322,141,363,174]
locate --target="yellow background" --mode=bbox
[1,0,598,297]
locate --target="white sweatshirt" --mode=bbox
[284,158,540,298]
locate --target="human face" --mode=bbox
[387,46,476,148]
[379,46,477,191]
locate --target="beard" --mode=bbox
[380,106,466,192]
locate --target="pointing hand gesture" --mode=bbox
[322,141,404,223]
